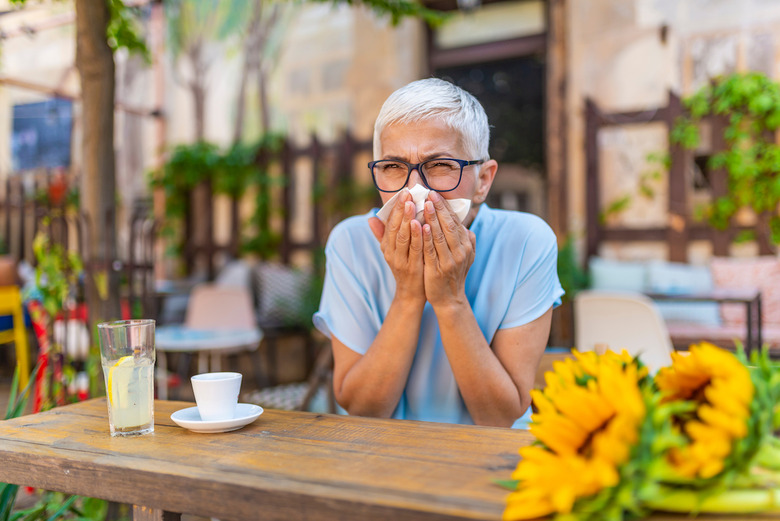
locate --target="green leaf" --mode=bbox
[493,479,519,491]
[46,495,78,521]
[0,483,20,521]
[107,0,150,61]
[599,195,632,224]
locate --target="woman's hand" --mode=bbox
[421,191,476,308]
[368,189,425,305]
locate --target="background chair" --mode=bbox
[155,283,265,399]
[244,340,340,414]
[574,290,674,373]
[185,283,257,332]
[0,286,30,388]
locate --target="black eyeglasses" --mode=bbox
[368,158,485,193]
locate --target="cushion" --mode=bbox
[252,262,314,328]
[215,259,252,288]
[588,257,647,293]
[710,256,780,326]
[646,261,721,327]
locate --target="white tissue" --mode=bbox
[375,184,471,225]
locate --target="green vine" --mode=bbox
[151,134,285,260]
[672,72,780,242]
[33,232,83,321]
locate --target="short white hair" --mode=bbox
[373,78,490,161]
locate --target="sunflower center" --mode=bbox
[690,379,711,403]
[578,413,616,457]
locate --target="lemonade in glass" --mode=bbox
[98,319,155,437]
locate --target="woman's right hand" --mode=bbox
[368,190,425,305]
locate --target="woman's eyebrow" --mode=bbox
[382,152,453,161]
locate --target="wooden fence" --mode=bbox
[585,91,775,262]
[0,131,375,318]
[181,131,375,279]
[0,170,157,317]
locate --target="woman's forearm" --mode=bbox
[433,300,527,427]
[335,295,425,418]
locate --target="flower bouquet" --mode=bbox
[501,343,780,520]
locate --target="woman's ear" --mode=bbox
[474,159,498,203]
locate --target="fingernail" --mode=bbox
[425,201,434,214]
[429,191,441,202]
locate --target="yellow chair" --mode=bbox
[0,286,30,389]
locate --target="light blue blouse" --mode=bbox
[313,204,564,427]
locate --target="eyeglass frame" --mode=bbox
[367,158,485,193]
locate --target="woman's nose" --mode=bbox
[407,167,422,188]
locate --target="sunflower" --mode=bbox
[655,342,754,480]
[504,350,648,521]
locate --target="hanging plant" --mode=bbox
[671,72,780,242]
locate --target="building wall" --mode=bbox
[567,0,780,262]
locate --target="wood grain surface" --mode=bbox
[0,399,777,521]
[0,399,527,521]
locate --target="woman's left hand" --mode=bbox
[421,191,476,308]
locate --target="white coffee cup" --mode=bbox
[191,372,242,421]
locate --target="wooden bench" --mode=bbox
[588,255,780,356]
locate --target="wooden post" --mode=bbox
[585,98,601,260]
[311,134,322,254]
[205,178,214,280]
[756,212,775,255]
[545,0,568,240]
[281,138,293,264]
[183,189,193,275]
[666,91,689,262]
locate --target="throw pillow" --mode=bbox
[646,261,721,326]
[588,257,647,293]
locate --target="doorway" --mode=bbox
[435,55,546,217]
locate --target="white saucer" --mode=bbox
[170,403,264,433]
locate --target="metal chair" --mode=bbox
[574,290,674,373]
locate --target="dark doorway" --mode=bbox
[435,54,546,216]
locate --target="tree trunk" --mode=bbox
[187,40,213,277]
[258,66,269,135]
[233,0,264,144]
[75,0,121,324]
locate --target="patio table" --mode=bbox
[0,399,777,521]
[155,325,263,399]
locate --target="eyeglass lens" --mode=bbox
[372,159,462,192]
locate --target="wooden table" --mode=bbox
[0,399,777,521]
[648,288,762,355]
[0,398,525,521]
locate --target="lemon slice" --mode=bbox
[107,355,134,407]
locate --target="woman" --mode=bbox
[313,78,563,428]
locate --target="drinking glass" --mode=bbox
[97,319,155,437]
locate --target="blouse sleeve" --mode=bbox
[312,224,381,355]
[499,219,565,329]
